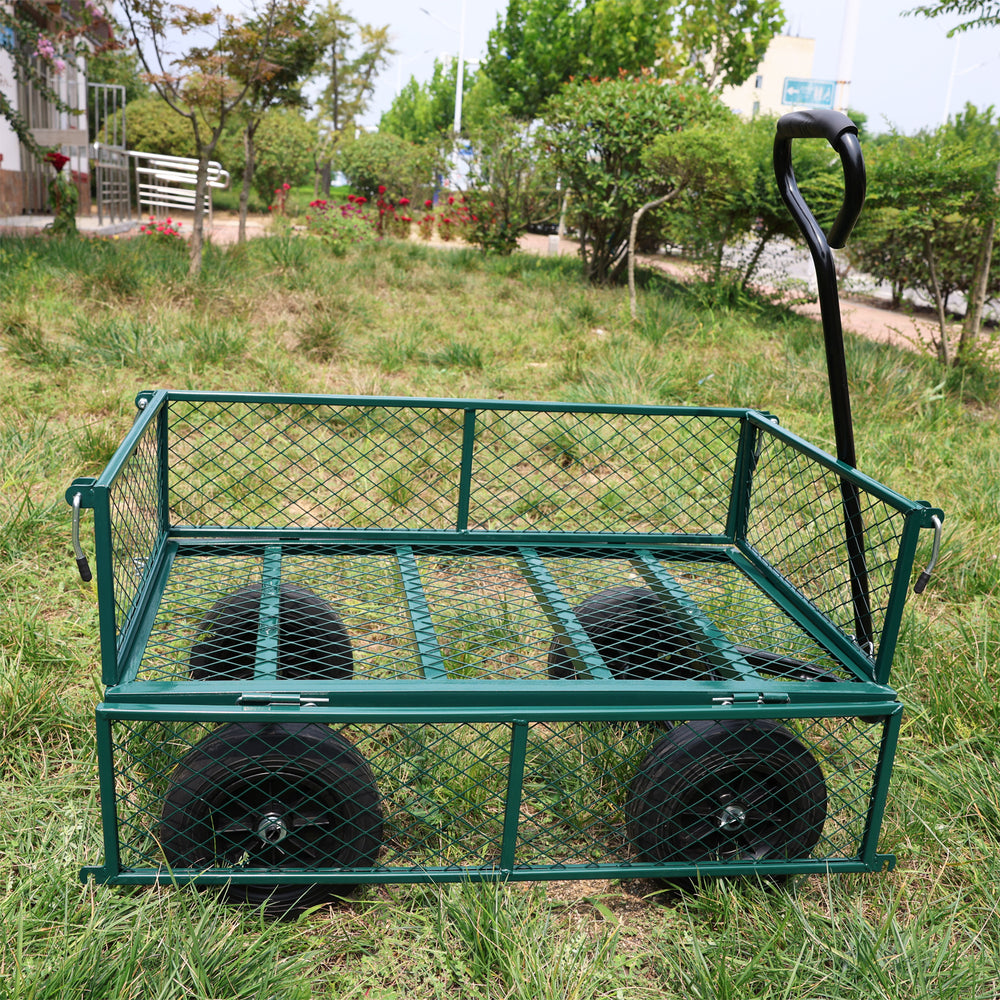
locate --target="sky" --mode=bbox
[345,0,999,135]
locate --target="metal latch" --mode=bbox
[712,691,792,707]
[236,693,331,707]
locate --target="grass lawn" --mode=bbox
[1,230,998,999]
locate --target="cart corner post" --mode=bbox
[66,477,119,687]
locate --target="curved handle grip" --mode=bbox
[773,110,866,250]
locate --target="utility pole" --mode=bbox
[835,0,860,112]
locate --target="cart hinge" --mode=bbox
[712,691,792,706]
[237,693,331,707]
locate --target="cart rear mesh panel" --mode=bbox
[164,400,742,535]
[99,398,924,675]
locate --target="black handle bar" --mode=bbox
[774,109,866,251]
[773,110,873,656]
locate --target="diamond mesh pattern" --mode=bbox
[107,419,162,648]
[134,545,842,683]
[163,400,741,535]
[108,715,889,876]
[745,429,909,657]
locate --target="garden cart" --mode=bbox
[68,110,943,916]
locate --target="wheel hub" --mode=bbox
[257,812,289,844]
[718,803,747,831]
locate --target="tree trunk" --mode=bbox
[740,234,770,291]
[238,121,259,245]
[957,155,1000,362]
[628,193,675,320]
[189,154,211,277]
[923,232,951,366]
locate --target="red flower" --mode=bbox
[399,197,410,206]
[355,196,367,204]
[45,150,70,172]
[448,196,455,205]
[282,183,290,191]
[424,199,433,208]
[378,185,387,195]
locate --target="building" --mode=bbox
[721,34,821,119]
[0,1,108,217]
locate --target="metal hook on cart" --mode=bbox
[71,492,93,583]
[914,515,943,594]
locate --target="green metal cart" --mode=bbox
[68,112,943,916]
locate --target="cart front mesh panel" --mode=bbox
[104,713,889,878]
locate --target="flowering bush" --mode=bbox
[45,150,77,236]
[139,216,183,240]
[303,198,377,255]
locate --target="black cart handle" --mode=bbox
[774,110,874,656]
[774,109,865,251]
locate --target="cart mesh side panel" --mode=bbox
[744,425,911,661]
[107,415,163,648]
[105,714,890,879]
[164,400,743,535]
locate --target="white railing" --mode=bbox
[129,151,230,221]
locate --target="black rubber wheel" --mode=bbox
[626,719,827,873]
[189,583,353,680]
[160,721,383,917]
[547,586,710,680]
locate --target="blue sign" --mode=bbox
[782,78,837,109]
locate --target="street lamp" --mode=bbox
[419,2,466,134]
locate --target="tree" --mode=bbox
[252,108,318,204]
[1,0,113,157]
[655,0,785,90]
[631,121,752,315]
[380,58,488,143]
[334,130,444,204]
[462,109,559,254]
[483,0,785,120]
[86,24,150,114]
[909,2,1000,352]
[482,0,593,119]
[907,0,1000,33]
[221,0,319,241]
[653,114,843,290]
[119,0,285,274]
[848,109,1000,365]
[542,73,727,284]
[312,1,394,194]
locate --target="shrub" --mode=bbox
[252,110,319,204]
[335,131,444,204]
[542,75,728,284]
[303,196,378,254]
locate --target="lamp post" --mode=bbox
[419,1,466,135]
